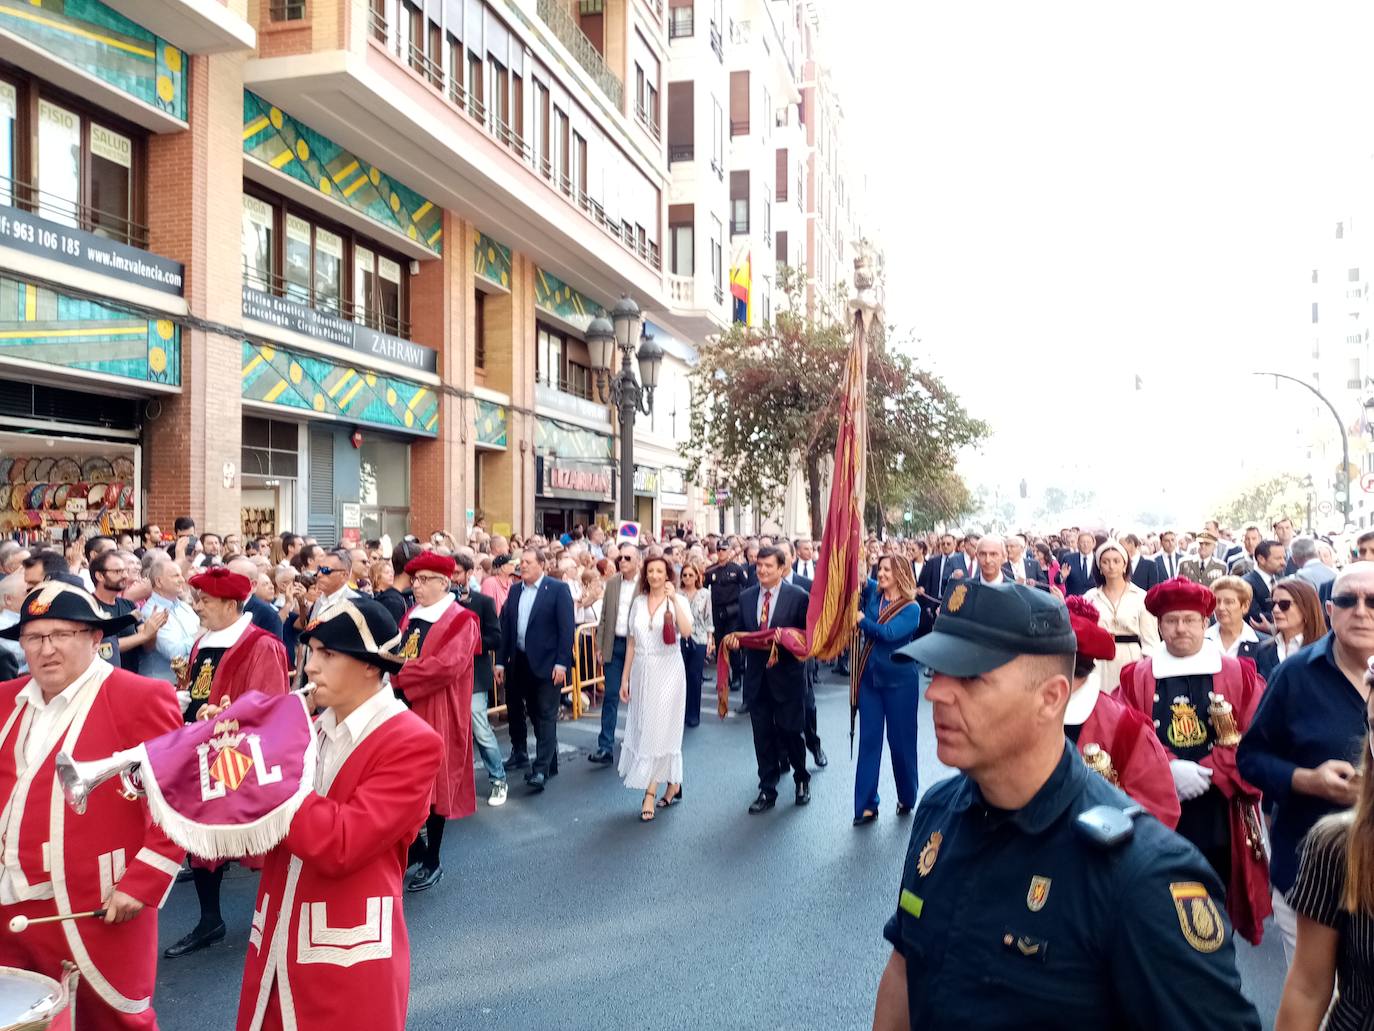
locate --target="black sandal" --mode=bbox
[853,809,879,827]
[657,785,683,808]
[640,791,656,822]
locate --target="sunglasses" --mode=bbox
[1332,593,1374,611]
[1271,598,1293,613]
[316,565,341,575]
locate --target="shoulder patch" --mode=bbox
[1170,881,1225,953]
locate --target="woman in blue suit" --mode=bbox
[853,555,925,826]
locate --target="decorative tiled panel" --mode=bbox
[243,93,443,254]
[0,275,179,385]
[241,341,439,436]
[534,267,601,333]
[474,233,511,289]
[0,0,187,120]
[475,398,507,447]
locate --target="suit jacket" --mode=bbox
[1061,552,1097,596]
[1130,556,1162,591]
[245,594,285,640]
[787,573,813,594]
[498,577,575,679]
[918,552,966,599]
[737,580,808,713]
[1001,557,1046,585]
[1242,570,1274,624]
[595,575,638,657]
[456,587,500,696]
[1153,551,1184,582]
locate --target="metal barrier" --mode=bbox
[486,622,603,720]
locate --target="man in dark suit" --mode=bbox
[1153,530,1183,581]
[1272,516,1298,575]
[1002,534,1045,586]
[732,546,812,812]
[226,556,285,640]
[1244,539,1286,627]
[1061,531,1098,596]
[1121,534,1161,591]
[918,534,965,600]
[495,547,575,792]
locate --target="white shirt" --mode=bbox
[977,570,1006,585]
[1275,633,1303,663]
[1204,621,1259,658]
[796,558,815,579]
[312,584,356,621]
[613,577,636,638]
[314,687,399,792]
[197,612,252,650]
[756,584,777,627]
[1009,558,1027,582]
[408,591,454,623]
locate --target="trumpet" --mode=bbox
[55,686,317,815]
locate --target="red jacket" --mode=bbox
[236,700,442,1031]
[0,663,185,1022]
[390,599,480,820]
[1075,689,1181,829]
[1119,655,1272,944]
[188,621,289,714]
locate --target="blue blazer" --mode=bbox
[1131,557,1162,591]
[856,581,925,691]
[738,580,808,705]
[918,552,966,599]
[1061,552,1097,596]
[498,576,576,679]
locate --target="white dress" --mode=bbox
[617,594,688,789]
[1084,583,1160,692]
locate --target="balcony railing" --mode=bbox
[368,4,659,273]
[714,282,724,304]
[243,264,412,340]
[730,217,749,236]
[536,0,624,109]
[668,144,694,164]
[669,9,693,38]
[635,103,661,141]
[667,274,694,306]
[1,176,149,249]
[709,21,722,60]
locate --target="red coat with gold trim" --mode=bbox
[390,599,479,819]
[0,663,185,1024]
[235,700,442,1031]
[188,621,289,714]
[1075,689,1181,829]
[1119,654,1271,944]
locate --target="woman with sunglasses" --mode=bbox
[1274,675,1374,1030]
[1255,578,1327,681]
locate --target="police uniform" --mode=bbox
[705,559,746,688]
[887,581,1261,1030]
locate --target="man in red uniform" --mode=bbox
[236,597,441,1031]
[0,583,184,1030]
[1063,595,1179,828]
[390,552,480,892]
[1118,577,1271,944]
[164,566,290,958]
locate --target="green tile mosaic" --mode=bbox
[474,233,511,289]
[475,398,507,447]
[534,267,602,333]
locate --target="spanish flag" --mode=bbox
[730,247,751,325]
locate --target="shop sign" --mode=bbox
[633,465,660,496]
[0,206,184,295]
[242,286,438,374]
[660,467,687,496]
[540,458,614,501]
[340,503,361,529]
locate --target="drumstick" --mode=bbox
[8,910,105,933]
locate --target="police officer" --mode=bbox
[705,541,747,703]
[874,581,1261,1030]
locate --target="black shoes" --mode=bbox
[587,750,614,765]
[853,810,878,827]
[406,865,443,893]
[748,792,777,814]
[811,746,829,768]
[896,803,913,816]
[503,752,529,770]
[525,772,547,792]
[164,920,226,958]
[796,783,811,806]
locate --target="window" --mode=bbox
[671,223,693,275]
[314,227,343,312]
[1313,302,1319,324]
[1312,269,1319,284]
[88,124,131,241]
[269,0,305,20]
[729,70,749,136]
[535,84,551,178]
[397,0,420,67]
[426,20,442,86]
[446,34,463,105]
[567,361,590,399]
[284,214,312,302]
[775,148,787,201]
[36,100,80,228]
[467,51,484,119]
[553,109,570,193]
[1337,221,1345,239]
[635,63,659,136]
[242,195,274,291]
[0,81,13,208]
[241,417,300,478]
[489,59,510,134]
[572,131,587,199]
[775,229,787,266]
[711,216,723,302]
[669,2,693,37]
[730,170,749,235]
[474,289,486,369]
[537,324,565,390]
[712,97,723,175]
[1351,268,1361,282]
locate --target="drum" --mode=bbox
[0,963,77,1030]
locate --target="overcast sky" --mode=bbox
[819,1,1374,528]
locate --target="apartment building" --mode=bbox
[0,0,724,544]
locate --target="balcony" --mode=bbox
[98,0,254,53]
[666,274,729,337]
[668,144,694,164]
[244,264,413,341]
[730,217,749,236]
[2,176,149,250]
[536,0,624,110]
[669,10,694,38]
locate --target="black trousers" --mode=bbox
[509,652,560,776]
[803,658,821,752]
[750,690,809,796]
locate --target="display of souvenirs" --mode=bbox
[0,449,137,534]
[242,507,277,537]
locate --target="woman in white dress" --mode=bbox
[618,555,693,821]
[1084,539,1159,693]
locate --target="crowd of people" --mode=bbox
[0,512,1371,1028]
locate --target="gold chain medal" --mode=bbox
[1167,696,1208,749]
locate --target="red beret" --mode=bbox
[405,551,456,578]
[1064,596,1115,662]
[189,567,252,602]
[1144,577,1216,619]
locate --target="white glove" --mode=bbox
[176,690,192,711]
[1169,759,1213,801]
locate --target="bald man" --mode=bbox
[971,537,1008,585]
[229,556,285,640]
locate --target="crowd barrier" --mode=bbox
[487,621,604,720]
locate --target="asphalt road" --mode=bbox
[152,670,1286,1030]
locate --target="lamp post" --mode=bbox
[1255,371,1351,528]
[588,294,664,522]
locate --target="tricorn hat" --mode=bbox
[297,597,405,674]
[0,582,136,641]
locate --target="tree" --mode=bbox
[683,267,987,539]
[1214,474,1308,530]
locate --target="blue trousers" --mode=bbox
[853,675,919,818]
[598,636,628,754]
[681,638,704,726]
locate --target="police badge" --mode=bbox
[916,831,943,877]
[1170,881,1225,953]
[1026,875,1052,912]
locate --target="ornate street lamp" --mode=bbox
[589,294,663,520]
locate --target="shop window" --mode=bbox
[359,437,411,543]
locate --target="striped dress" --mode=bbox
[617,593,688,790]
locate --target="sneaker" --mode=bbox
[488,781,508,807]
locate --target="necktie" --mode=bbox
[1082,555,1088,577]
[761,589,772,628]
[939,556,946,583]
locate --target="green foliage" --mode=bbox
[683,268,987,537]
[1214,474,1308,530]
